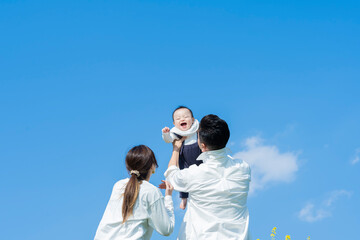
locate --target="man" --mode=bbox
[164,114,252,240]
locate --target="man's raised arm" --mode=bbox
[168,137,185,168]
[164,137,190,193]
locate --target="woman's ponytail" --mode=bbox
[121,145,158,223]
[122,173,140,223]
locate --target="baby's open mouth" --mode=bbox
[181,123,187,127]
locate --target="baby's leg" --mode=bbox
[178,147,191,209]
[179,191,188,210]
[180,198,187,210]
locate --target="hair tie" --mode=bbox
[130,170,140,177]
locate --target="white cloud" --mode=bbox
[233,136,299,194]
[298,203,331,222]
[323,190,352,207]
[350,148,360,165]
[298,190,352,223]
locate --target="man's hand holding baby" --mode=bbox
[172,137,186,152]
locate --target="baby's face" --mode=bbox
[173,108,194,131]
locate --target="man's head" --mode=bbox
[198,114,230,151]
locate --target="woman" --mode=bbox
[94,145,175,240]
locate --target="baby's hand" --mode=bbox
[162,127,170,133]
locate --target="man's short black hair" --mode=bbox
[198,114,230,150]
[172,106,194,121]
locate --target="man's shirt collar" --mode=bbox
[197,147,232,163]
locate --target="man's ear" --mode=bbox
[200,142,208,152]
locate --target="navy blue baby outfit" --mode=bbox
[179,141,203,198]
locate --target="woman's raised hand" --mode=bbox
[159,180,174,196]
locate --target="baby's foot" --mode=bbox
[180,198,187,210]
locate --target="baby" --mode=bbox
[162,106,202,210]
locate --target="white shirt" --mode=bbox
[94,179,175,240]
[164,148,252,240]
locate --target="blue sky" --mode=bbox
[1,0,359,239]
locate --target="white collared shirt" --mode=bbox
[94,179,175,240]
[164,148,252,240]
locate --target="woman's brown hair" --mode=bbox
[122,145,158,223]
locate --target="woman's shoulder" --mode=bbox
[110,179,163,205]
[139,181,163,205]
[140,181,162,195]
[112,178,129,189]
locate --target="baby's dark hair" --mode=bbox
[172,106,194,121]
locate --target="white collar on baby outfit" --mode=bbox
[170,119,199,137]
